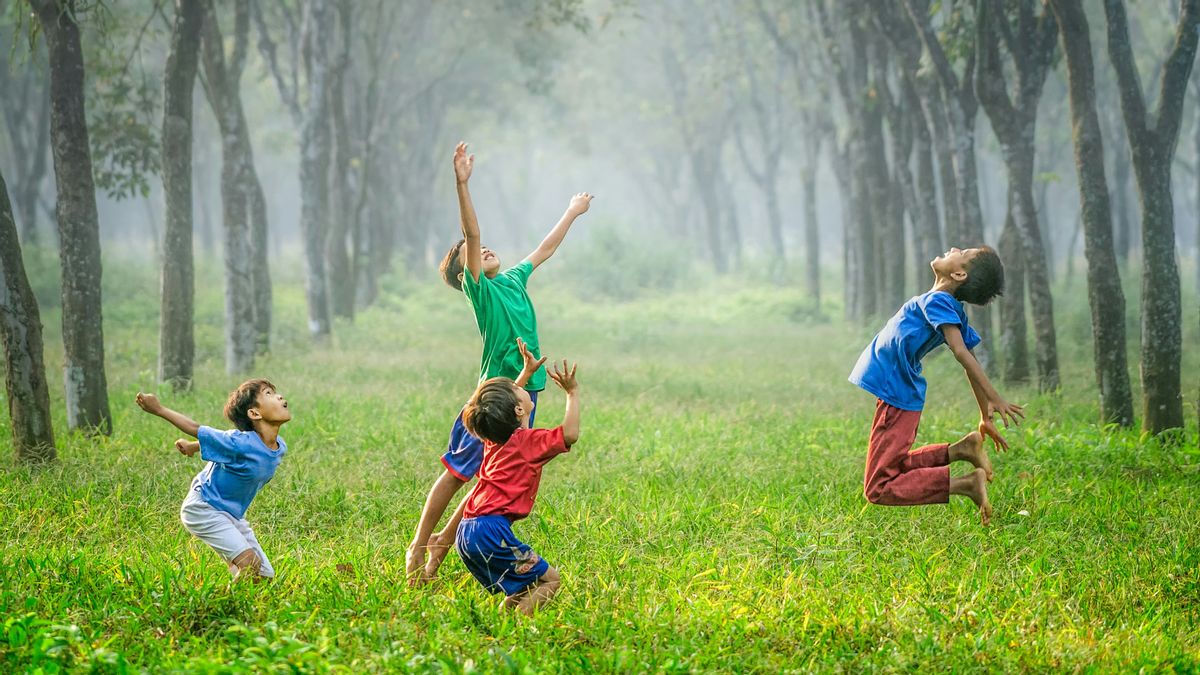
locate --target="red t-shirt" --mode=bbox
[464,426,571,520]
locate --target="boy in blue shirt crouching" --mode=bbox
[136,379,290,580]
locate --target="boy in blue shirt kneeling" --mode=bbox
[136,379,290,580]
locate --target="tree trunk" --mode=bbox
[326,0,354,319]
[910,87,944,270]
[299,0,335,339]
[1108,107,1135,263]
[930,105,961,245]
[159,0,203,390]
[33,0,111,435]
[201,0,261,372]
[248,175,271,352]
[0,170,56,462]
[17,97,51,245]
[801,159,821,307]
[691,145,728,274]
[1104,0,1196,434]
[1004,145,1061,391]
[996,211,1030,384]
[1050,0,1135,426]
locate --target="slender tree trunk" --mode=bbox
[32,0,111,434]
[691,145,728,274]
[1051,0,1134,425]
[1108,107,1134,263]
[801,160,821,307]
[248,175,271,352]
[1193,109,1200,298]
[0,170,56,462]
[299,0,334,338]
[930,104,961,244]
[326,0,354,319]
[1104,0,1196,434]
[201,0,260,372]
[910,89,944,268]
[1003,144,1061,391]
[17,97,51,245]
[159,0,203,390]
[997,211,1030,384]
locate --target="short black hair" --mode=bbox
[955,246,1005,306]
[224,379,276,431]
[461,377,521,444]
[439,238,466,291]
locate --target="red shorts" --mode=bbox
[863,400,950,505]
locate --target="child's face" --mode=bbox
[459,243,501,277]
[513,385,534,428]
[930,247,982,282]
[250,387,291,426]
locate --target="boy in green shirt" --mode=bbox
[405,141,592,584]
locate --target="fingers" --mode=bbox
[534,356,548,369]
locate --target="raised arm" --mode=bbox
[135,393,201,437]
[942,325,1025,449]
[547,360,581,446]
[525,193,593,269]
[454,142,483,283]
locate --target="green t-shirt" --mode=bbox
[461,259,545,391]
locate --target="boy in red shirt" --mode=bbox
[456,342,581,615]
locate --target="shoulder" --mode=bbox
[501,261,534,283]
[919,290,965,315]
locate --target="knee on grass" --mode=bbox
[231,548,263,580]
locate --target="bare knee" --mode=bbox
[539,567,561,591]
[230,548,263,580]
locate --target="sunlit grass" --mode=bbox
[1,254,1198,672]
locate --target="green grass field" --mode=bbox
[2,256,1198,673]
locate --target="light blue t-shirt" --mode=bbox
[848,290,981,411]
[192,425,286,520]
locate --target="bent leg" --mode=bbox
[863,402,950,506]
[505,567,561,616]
[406,469,468,583]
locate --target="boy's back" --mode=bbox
[849,290,981,411]
[464,259,544,391]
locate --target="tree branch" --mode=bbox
[1150,0,1200,150]
[1103,0,1150,141]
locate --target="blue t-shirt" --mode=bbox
[848,290,981,411]
[192,425,286,519]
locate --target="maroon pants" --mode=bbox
[863,400,950,505]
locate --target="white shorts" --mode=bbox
[179,485,275,577]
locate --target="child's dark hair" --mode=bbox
[461,377,521,444]
[439,238,466,291]
[224,379,276,431]
[955,246,1005,306]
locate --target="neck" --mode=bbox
[930,276,958,295]
[253,422,281,449]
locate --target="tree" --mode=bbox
[201,0,270,371]
[0,36,52,245]
[253,0,335,340]
[1047,0,1134,426]
[974,0,1060,392]
[0,169,56,462]
[158,0,204,390]
[30,0,111,434]
[1104,0,1198,435]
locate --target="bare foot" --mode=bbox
[949,431,992,482]
[951,468,993,526]
[424,533,453,581]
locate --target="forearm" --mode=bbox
[529,210,579,266]
[955,350,1001,415]
[515,367,535,388]
[457,182,480,242]
[561,391,580,445]
[156,408,201,437]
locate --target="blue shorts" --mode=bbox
[456,515,550,596]
[441,390,538,481]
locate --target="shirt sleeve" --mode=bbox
[197,426,241,464]
[920,292,967,331]
[962,324,982,351]
[528,426,570,464]
[503,260,534,289]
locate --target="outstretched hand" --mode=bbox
[567,192,593,216]
[548,359,578,394]
[453,142,474,184]
[135,392,164,416]
[979,417,1009,452]
[516,337,547,376]
[990,398,1025,428]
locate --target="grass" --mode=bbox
[1,254,1198,673]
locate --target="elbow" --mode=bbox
[564,430,580,447]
